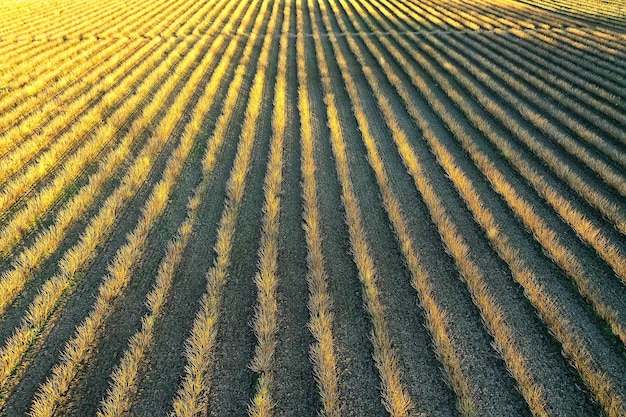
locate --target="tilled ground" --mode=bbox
[0,0,625,416]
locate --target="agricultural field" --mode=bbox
[0,0,624,415]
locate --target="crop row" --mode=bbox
[0,0,238,407]
[0,0,624,416]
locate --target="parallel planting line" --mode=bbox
[0,30,198,314]
[392,0,626,103]
[0,0,624,415]
[368,0,626,328]
[1,0,154,42]
[350,0,550,414]
[349,3,626,414]
[0,3,230,401]
[0,0,121,40]
[375,0,626,284]
[418,37,626,343]
[505,28,626,105]
[295,1,341,415]
[0,35,136,162]
[0,0,193,156]
[2,0,167,137]
[312,1,414,415]
[556,27,626,83]
[0,0,131,77]
[27,11,243,415]
[94,3,257,416]
[0,38,101,122]
[0,34,181,319]
[425,129,626,417]
[329,0,476,414]
[448,34,626,169]
[460,32,626,155]
[425,35,626,198]
[0,0,171,116]
[248,1,291,416]
[0,39,74,86]
[0,36,162,210]
[424,33,626,264]
[0,0,227,257]
[170,0,282,413]
[395,31,626,299]
[0,0,195,138]
[0,37,181,257]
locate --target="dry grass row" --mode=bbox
[403,0,480,31]
[426,129,626,417]
[326,1,476,414]
[0,0,123,40]
[441,3,518,30]
[0,0,173,148]
[511,0,626,25]
[0,0,197,137]
[486,31,626,99]
[506,28,626,106]
[0,38,103,123]
[497,29,626,137]
[0,0,170,104]
[556,27,626,64]
[295,1,342,415]
[349,4,626,414]
[363,0,449,32]
[169,0,281,414]
[380,0,624,277]
[386,1,437,30]
[430,38,626,199]
[457,38,626,169]
[370,0,626,256]
[0,37,179,256]
[447,0,550,29]
[565,26,626,49]
[400,35,626,320]
[422,38,626,337]
[0,0,224,254]
[0,0,156,42]
[459,32,626,158]
[432,0,510,30]
[27,12,242,417]
[574,26,626,43]
[0,38,72,84]
[429,0,535,30]
[564,0,625,16]
[96,0,189,38]
[247,1,292,416]
[0,43,116,135]
[490,0,619,23]
[391,0,626,86]
[0,0,122,67]
[94,3,257,416]
[0,0,196,142]
[350,1,551,414]
[0,35,184,317]
[384,0,626,92]
[0,6,225,401]
[0,36,162,213]
[312,1,415,416]
[395,0,450,29]
[0,37,134,169]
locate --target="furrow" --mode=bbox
[169,0,281,414]
[0,5,227,403]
